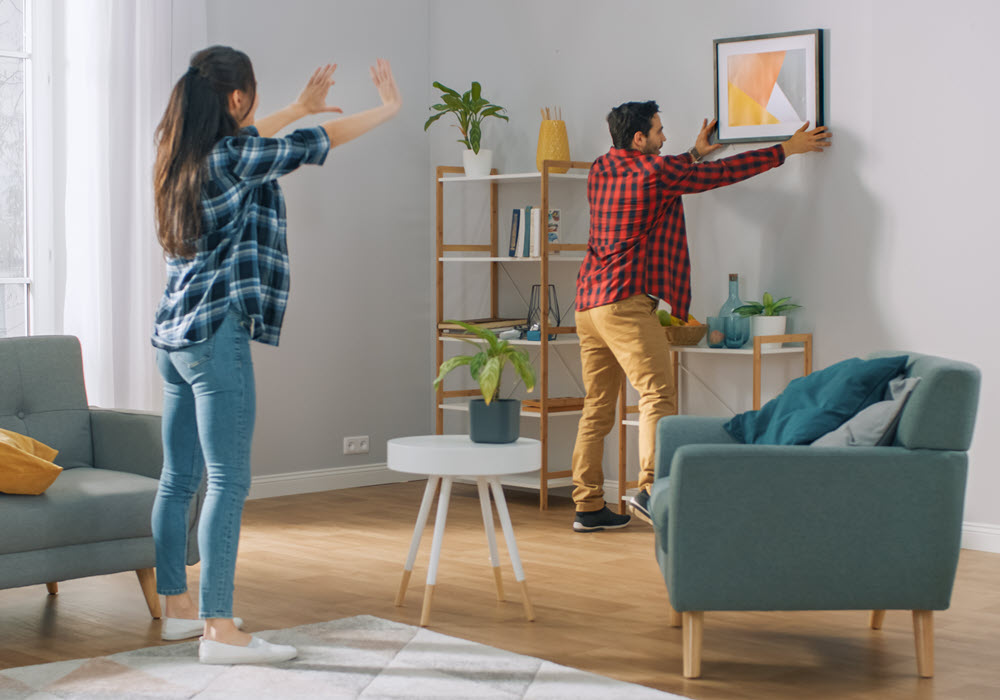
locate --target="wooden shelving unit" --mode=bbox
[434,160,592,509]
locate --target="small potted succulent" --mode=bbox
[424,81,508,177]
[734,292,802,349]
[433,321,535,443]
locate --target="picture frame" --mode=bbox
[714,29,823,144]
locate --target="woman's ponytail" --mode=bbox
[154,46,255,259]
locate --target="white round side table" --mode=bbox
[387,435,541,627]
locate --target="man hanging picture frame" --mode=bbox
[714,29,823,144]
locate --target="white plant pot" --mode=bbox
[751,315,787,351]
[462,149,493,178]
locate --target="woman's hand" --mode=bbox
[370,58,401,113]
[295,64,343,116]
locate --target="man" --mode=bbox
[571,101,831,532]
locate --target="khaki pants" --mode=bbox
[571,294,676,512]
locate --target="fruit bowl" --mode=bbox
[664,325,707,346]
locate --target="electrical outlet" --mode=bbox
[343,435,370,455]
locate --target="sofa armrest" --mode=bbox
[656,445,967,612]
[90,408,163,481]
[654,415,737,481]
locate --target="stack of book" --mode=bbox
[438,318,527,335]
[508,207,560,257]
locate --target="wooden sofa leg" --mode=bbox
[913,610,934,678]
[869,609,886,629]
[682,611,704,678]
[666,595,682,628]
[45,582,58,595]
[135,568,161,619]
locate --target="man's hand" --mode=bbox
[294,64,343,116]
[693,118,723,160]
[782,122,832,157]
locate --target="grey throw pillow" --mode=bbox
[811,375,921,447]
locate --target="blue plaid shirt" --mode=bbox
[152,125,330,350]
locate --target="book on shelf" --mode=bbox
[530,207,541,257]
[522,397,585,413]
[522,205,532,257]
[507,208,521,257]
[438,318,526,332]
[547,208,560,247]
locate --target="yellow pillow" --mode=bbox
[0,428,62,495]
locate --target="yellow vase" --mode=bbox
[536,120,570,173]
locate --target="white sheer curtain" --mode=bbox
[58,0,206,410]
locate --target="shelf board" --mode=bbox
[438,172,589,183]
[440,335,579,346]
[438,255,585,262]
[674,345,806,355]
[438,402,583,416]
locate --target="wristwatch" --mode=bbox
[688,146,702,163]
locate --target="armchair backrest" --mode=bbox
[0,335,94,468]
[867,351,980,451]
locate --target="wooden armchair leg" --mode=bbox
[666,594,682,628]
[682,611,704,679]
[869,609,886,629]
[912,610,934,678]
[135,568,161,619]
[45,582,58,595]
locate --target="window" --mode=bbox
[0,0,27,337]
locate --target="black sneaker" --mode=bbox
[628,489,652,525]
[573,506,631,532]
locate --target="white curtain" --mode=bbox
[59,0,206,410]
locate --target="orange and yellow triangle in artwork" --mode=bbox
[728,82,780,127]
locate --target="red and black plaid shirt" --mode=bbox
[576,145,784,318]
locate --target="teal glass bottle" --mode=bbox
[718,273,743,317]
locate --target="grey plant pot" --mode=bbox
[469,398,521,444]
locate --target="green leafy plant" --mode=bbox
[423,81,508,154]
[734,292,802,317]
[433,321,535,404]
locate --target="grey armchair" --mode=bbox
[0,335,202,617]
[651,351,980,679]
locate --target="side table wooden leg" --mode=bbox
[420,476,453,627]
[488,477,535,622]
[477,477,504,601]
[396,476,439,607]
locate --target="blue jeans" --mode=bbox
[152,309,255,618]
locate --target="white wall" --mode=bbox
[427,0,998,543]
[204,0,433,480]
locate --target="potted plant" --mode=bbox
[734,292,802,349]
[424,81,508,178]
[433,320,535,443]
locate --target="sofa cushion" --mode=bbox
[0,468,158,555]
[725,355,909,445]
[0,429,63,495]
[811,376,921,447]
[0,336,94,469]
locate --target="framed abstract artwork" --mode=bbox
[714,29,823,143]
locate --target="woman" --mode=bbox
[150,45,400,665]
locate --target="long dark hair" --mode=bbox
[607,100,659,150]
[154,46,256,258]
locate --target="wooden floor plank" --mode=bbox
[1,481,998,699]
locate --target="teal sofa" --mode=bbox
[0,336,201,617]
[651,351,980,678]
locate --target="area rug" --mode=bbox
[0,615,686,699]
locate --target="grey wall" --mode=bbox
[427,0,998,532]
[205,0,432,474]
[200,0,998,536]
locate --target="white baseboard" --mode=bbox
[248,462,412,500]
[961,522,1000,554]
[250,470,1000,554]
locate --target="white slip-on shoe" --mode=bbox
[198,636,298,665]
[161,617,244,641]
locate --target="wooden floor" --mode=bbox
[2,481,1000,699]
